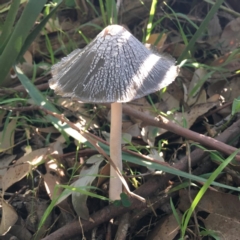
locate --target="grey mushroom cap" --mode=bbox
[49,25,179,103]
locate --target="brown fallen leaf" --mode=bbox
[179,189,240,240]
[146,33,168,50]
[0,155,16,188]
[217,17,240,53]
[0,118,17,154]
[2,142,63,192]
[0,200,18,235]
[147,210,182,240]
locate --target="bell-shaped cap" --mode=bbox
[49,25,179,103]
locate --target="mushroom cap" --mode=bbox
[49,25,179,103]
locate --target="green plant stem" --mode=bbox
[181,150,239,237]
[145,0,158,42]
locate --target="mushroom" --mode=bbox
[49,25,179,201]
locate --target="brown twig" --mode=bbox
[2,102,239,160]
[41,116,240,240]
[0,83,49,95]
[122,104,240,161]
[2,102,240,160]
[38,107,146,203]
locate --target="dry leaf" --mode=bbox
[158,91,180,112]
[2,142,62,192]
[165,43,186,58]
[143,102,216,138]
[217,17,240,53]
[206,14,222,46]
[58,98,99,129]
[0,200,18,235]
[0,155,16,188]
[146,33,168,50]
[0,119,17,154]
[187,68,207,106]
[8,225,32,240]
[208,77,240,103]
[23,50,32,65]
[147,210,182,240]
[210,53,240,80]
[179,190,240,240]
[71,155,104,220]
[55,155,104,220]
[122,122,141,137]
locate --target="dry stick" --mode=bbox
[122,104,240,161]
[2,103,239,163]
[2,103,240,161]
[0,105,182,169]
[41,117,240,240]
[39,107,145,203]
[0,82,49,95]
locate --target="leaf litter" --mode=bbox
[1,0,240,239]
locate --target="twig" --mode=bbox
[121,104,240,161]
[2,102,240,160]
[38,107,146,203]
[41,117,240,240]
[0,83,48,95]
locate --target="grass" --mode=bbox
[180,150,239,238]
[0,0,240,238]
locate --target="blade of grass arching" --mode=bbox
[174,13,198,30]
[44,30,55,65]
[85,0,99,17]
[170,198,181,226]
[0,0,27,13]
[180,150,239,238]
[204,0,240,18]
[36,184,108,239]
[98,142,240,192]
[14,66,87,145]
[79,22,103,31]
[13,74,240,193]
[0,0,21,54]
[145,0,158,42]
[16,0,62,62]
[78,30,90,44]
[177,0,225,64]
[99,0,107,26]
[0,0,48,84]
[164,3,188,46]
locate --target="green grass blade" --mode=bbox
[99,0,107,26]
[164,3,188,46]
[14,70,240,194]
[180,150,239,237]
[177,0,225,64]
[0,0,47,84]
[0,0,21,53]
[170,198,181,225]
[145,0,158,42]
[105,0,117,24]
[14,65,86,145]
[189,70,214,97]
[98,142,240,192]
[85,0,99,17]
[16,1,62,62]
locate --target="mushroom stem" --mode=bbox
[109,102,123,200]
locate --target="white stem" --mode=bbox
[109,102,123,201]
